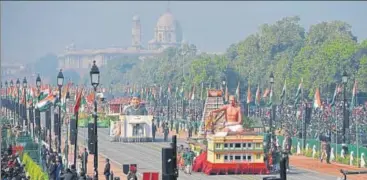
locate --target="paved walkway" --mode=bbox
[290,155,367,180]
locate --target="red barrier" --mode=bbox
[142,172,159,180]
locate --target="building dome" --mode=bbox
[156,11,176,29]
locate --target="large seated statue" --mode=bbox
[210,95,244,134]
[124,93,148,116]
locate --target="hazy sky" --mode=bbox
[1,1,367,63]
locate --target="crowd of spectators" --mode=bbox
[1,145,29,180]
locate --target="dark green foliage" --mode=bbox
[103,17,366,100]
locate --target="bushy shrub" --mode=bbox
[22,153,49,180]
[335,155,359,166]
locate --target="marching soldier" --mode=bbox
[188,120,193,138]
[326,140,331,164]
[320,139,327,163]
[127,165,138,180]
[151,119,157,142]
[163,122,169,142]
[282,131,292,172]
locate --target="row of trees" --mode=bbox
[98,16,367,102]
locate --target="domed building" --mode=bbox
[148,10,183,50]
[56,10,184,77]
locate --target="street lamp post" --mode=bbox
[342,70,349,154]
[57,69,64,154]
[23,77,28,133]
[16,79,20,128]
[65,90,70,168]
[5,81,8,120]
[269,72,274,137]
[90,61,100,179]
[10,80,14,125]
[36,74,43,166]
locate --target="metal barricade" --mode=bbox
[339,169,367,180]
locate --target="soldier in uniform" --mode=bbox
[164,122,169,142]
[282,131,292,172]
[127,165,138,180]
[320,137,327,163]
[151,118,157,142]
[188,119,193,138]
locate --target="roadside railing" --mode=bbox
[339,169,367,180]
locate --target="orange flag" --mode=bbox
[313,87,321,109]
[74,88,84,113]
[247,85,252,104]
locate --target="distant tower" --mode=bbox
[132,15,141,49]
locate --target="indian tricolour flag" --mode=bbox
[246,85,252,104]
[313,87,322,109]
[38,88,50,101]
[35,94,56,112]
[27,87,36,106]
[350,80,358,110]
[255,85,261,106]
[294,79,303,105]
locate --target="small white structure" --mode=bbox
[297,142,301,155]
[306,143,309,151]
[312,145,317,159]
[350,151,354,166]
[341,148,345,159]
[361,153,365,168]
[110,115,154,142]
[330,147,335,162]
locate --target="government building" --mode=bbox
[57,10,183,75]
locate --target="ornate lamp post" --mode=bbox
[36,74,42,165]
[5,81,8,120]
[23,77,28,132]
[269,72,274,136]
[16,78,20,127]
[90,61,100,178]
[65,89,70,168]
[10,80,14,125]
[57,69,64,154]
[342,70,349,154]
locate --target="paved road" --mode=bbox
[78,128,340,180]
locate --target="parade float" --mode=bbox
[109,95,155,142]
[189,89,268,175]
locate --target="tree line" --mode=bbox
[90,16,367,103]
